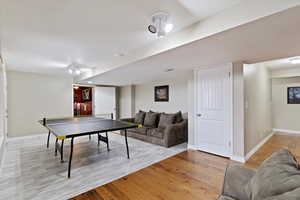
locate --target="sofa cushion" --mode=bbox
[134,110,146,124]
[158,113,176,128]
[130,127,148,135]
[148,127,165,139]
[263,187,300,200]
[144,112,159,128]
[246,148,300,200]
[175,111,183,123]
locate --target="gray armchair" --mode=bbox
[219,165,256,200]
[219,148,300,200]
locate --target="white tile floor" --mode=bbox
[0,133,186,200]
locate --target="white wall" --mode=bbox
[119,85,135,118]
[0,64,5,141]
[232,63,245,157]
[119,75,193,146]
[244,63,273,154]
[7,71,73,137]
[272,77,300,132]
[187,78,194,146]
[135,78,190,113]
[0,57,7,165]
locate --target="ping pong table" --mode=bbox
[39,116,139,178]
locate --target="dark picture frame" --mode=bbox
[287,87,300,104]
[82,88,91,101]
[155,85,169,102]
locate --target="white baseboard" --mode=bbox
[245,132,274,161]
[230,155,246,163]
[7,133,46,142]
[187,144,197,150]
[0,137,7,174]
[189,144,246,163]
[273,128,300,135]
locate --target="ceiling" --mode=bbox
[0,0,243,74]
[82,5,300,86]
[263,57,300,71]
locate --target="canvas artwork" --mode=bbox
[82,88,91,101]
[288,87,300,104]
[155,85,169,102]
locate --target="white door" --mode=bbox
[194,64,233,157]
[94,87,116,119]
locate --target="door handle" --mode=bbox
[196,114,202,117]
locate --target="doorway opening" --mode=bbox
[73,86,93,117]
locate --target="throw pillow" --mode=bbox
[134,110,146,124]
[158,113,176,128]
[246,148,300,200]
[175,111,183,123]
[144,112,159,128]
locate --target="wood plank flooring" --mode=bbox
[71,133,300,200]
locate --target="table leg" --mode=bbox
[106,132,110,151]
[89,134,91,140]
[124,129,130,159]
[61,139,64,163]
[55,138,58,156]
[47,131,51,148]
[97,133,100,146]
[68,137,74,178]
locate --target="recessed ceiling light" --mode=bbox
[87,81,93,84]
[68,69,73,74]
[290,57,300,64]
[164,68,175,72]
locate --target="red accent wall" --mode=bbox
[74,87,93,116]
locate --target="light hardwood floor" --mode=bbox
[71,133,300,200]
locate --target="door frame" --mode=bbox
[72,84,95,117]
[193,63,233,157]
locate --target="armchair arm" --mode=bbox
[221,165,256,200]
[164,119,188,147]
[120,118,135,123]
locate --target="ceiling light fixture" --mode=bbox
[148,12,173,38]
[289,57,300,64]
[165,23,174,33]
[67,63,92,76]
[67,64,78,75]
[75,69,81,75]
[87,81,93,84]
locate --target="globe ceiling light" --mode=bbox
[67,63,82,76]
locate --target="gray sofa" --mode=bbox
[219,148,300,200]
[120,110,187,147]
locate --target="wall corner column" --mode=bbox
[232,62,245,160]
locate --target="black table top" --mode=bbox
[39,117,139,139]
